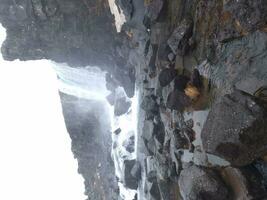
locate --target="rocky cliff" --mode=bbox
[2,0,267,200]
[60,92,118,200]
[0,0,135,96]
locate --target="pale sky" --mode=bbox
[0,25,86,200]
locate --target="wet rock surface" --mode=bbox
[179,165,230,200]
[202,90,267,166]
[59,93,118,200]
[123,159,139,190]
[2,0,267,199]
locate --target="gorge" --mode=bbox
[1,0,267,200]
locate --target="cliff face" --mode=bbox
[2,0,267,199]
[59,93,118,200]
[0,0,135,97]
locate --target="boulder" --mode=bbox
[201,90,267,166]
[146,156,157,183]
[158,68,178,87]
[114,96,131,116]
[222,165,267,199]
[114,128,122,135]
[123,135,135,153]
[142,120,154,141]
[166,90,191,111]
[141,95,159,115]
[179,165,230,200]
[167,18,193,56]
[153,121,165,146]
[130,161,142,181]
[123,160,139,190]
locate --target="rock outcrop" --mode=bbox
[201,90,267,166]
[0,0,136,97]
[179,165,230,200]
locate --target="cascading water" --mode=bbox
[53,63,139,200]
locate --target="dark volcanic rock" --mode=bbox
[123,159,139,190]
[158,68,178,87]
[141,95,159,115]
[224,0,267,32]
[167,18,193,56]
[130,161,142,181]
[222,165,267,199]
[0,0,135,97]
[59,93,118,200]
[143,0,164,27]
[114,128,122,135]
[179,165,230,200]
[201,90,267,166]
[166,90,191,111]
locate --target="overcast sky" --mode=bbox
[0,25,86,200]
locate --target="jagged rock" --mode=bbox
[144,0,164,26]
[115,0,133,21]
[179,165,230,200]
[158,68,177,87]
[60,93,118,200]
[114,96,131,116]
[146,156,157,183]
[224,0,267,32]
[123,160,139,190]
[173,129,189,149]
[142,120,154,141]
[199,31,267,96]
[201,90,267,166]
[153,121,165,146]
[166,90,191,111]
[114,128,122,135]
[0,0,135,98]
[141,95,159,116]
[123,135,135,153]
[130,161,142,181]
[167,18,193,56]
[222,165,267,199]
